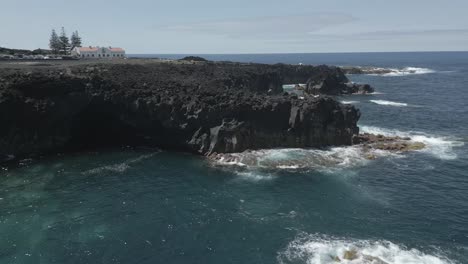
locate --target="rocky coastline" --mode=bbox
[341,66,396,75]
[0,59,419,164]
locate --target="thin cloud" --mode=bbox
[159,13,358,38]
[263,28,468,43]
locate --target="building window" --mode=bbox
[92,54,95,57]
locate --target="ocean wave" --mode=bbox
[213,146,395,173]
[341,100,359,105]
[361,126,464,160]
[283,84,306,89]
[82,152,158,175]
[345,66,437,77]
[370,100,408,107]
[233,171,277,181]
[383,67,436,77]
[364,67,436,77]
[278,233,455,264]
[213,126,463,174]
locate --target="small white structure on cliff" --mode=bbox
[71,46,126,59]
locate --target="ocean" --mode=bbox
[1,52,468,264]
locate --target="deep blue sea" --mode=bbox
[1,52,468,264]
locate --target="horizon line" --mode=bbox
[128,50,468,55]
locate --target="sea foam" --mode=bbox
[341,100,359,105]
[82,152,158,175]
[361,126,464,160]
[370,100,408,107]
[213,146,393,173]
[278,233,455,264]
[384,67,436,76]
[367,67,437,77]
[213,126,463,174]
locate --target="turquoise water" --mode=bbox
[1,52,468,263]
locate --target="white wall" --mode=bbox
[73,47,126,59]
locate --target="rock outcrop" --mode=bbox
[302,65,374,95]
[0,60,361,160]
[341,66,392,75]
[354,133,426,154]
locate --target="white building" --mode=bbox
[71,46,126,59]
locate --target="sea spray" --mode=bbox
[360,126,464,160]
[370,100,409,107]
[278,233,456,264]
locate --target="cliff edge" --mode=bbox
[0,60,361,160]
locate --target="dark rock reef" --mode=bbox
[303,66,375,95]
[0,60,362,160]
[341,66,394,75]
[179,56,208,62]
[354,133,425,154]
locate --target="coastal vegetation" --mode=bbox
[49,27,82,55]
[0,28,83,58]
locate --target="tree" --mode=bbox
[71,31,82,48]
[49,29,60,54]
[58,27,70,54]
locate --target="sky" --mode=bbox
[1,0,468,54]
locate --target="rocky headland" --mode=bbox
[341,66,395,75]
[0,59,420,164]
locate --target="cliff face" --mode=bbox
[0,61,360,159]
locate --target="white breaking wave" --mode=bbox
[214,146,395,173]
[383,67,436,77]
[283,84,306,89]
[341,101,359,105]
[370,100,408,107]
[278,234,455,264]
[368,67,436,77]
[213,126,463,174]
[233,171,277,181]
[361,126,464,160]
[82,152,158,175]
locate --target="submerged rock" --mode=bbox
[343,250,358,260]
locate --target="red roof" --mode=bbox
[109,47,124,52]
[78,47,99,52]
[77,47,125,52]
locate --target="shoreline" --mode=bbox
[0,59,360,163]
[0,59,429,166]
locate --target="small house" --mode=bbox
[71,46,126,59]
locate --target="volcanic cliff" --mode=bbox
[0,60,362,161]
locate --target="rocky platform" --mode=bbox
[0,60,364,161]
[341,66,394,75]
[354,133,425,158]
